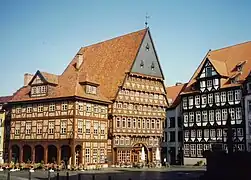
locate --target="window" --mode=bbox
[190,144,196,156]
[237,144,245,151]
[94,105,99,113]
[217,129,222,138]
[183,98,187,108]
[169,132,175,142]
[94,122,98,134]
[202,111,208,122]
[204,129,209,138]
[236,107,242,119]
[27,106,32,113]
[184,144,190,156]
[216,110,221,122]
[85,121,91,134]
[197,130,202,138]
[151,119,155,129]
[235,90,241,101]
[169,117,175,128]
[206,67,213,77]
[142,119,145,129]
[85,148,90,163]
[48,122,54,134]
[215,93,220,103]
[196,111,201,123]
[200,81,206,88]
[210,129,215,138]
[120,137,124,145]
[249,101,251,112]
[189,112,194,123]
[137,119,141,129]
[116,117,120,128]
[185,130,189,138]
[38,104,43,112]
[213,79,219,86]
[178,117,182,128]
[146,119,150,129]
[195,95,200,105]
[237,128,243,136]
[140,60,144,68]
[228,91,234,102]
[221,92,226,102]
[49,103,55,111]
[208,94,213,104]
[100,149,105,163]
[222,109,228,120]
[191,130,196,138]
[207,80,212,87]
[62,102,68,111]
[184,113,188,123]
[202,95,207,105]
[229,108,235,120]
[26,123,31,134]
[115,137,119,145]
[86,85,97,95]
[61,121,67,134]
[133,119,136,128]
[122,118,126,128]
[204,144,210,151]
[156,120,160,129]
[197,144,203,157]
[78,120,83,133]
[209,110,214,122]
[15,128,20,135]
[86,104,91,112]
[101,123,105,135]
[188,96,193,106]
[127,118,131,128]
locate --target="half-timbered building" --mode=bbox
[7,28,168,166]
[180,41,251,165]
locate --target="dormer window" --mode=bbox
[31,85,47,97]
[236,61,246,72]
[206,67,213,77]
[140,60,144,68]
[86,85,97,95]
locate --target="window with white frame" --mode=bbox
[215,93,220,103]
[236,107,242,119]
[38,104,43,112]
[60,121,67,134]
[94,122,98,134]
[156,120,160,129]
[25,123,31,134]
[127,118,131,128]
[142,119,145,129]
[232,128,236,136]
[146,119,150,129]
[85,148,90,163]
[27,106,32,113]
[216,109,221,121]
[237,144,245,151]
[204,144,210,151]
[202,111,208,122]
[184,144,190,156]
[86,104,91,112]
[221,92,226,102]
[204,129,209,138]
[86,85,97,95]
[115,137,119,145]
[37,123,42,134]
[188,96,193,106]
[62,102,68,111]
[207,80,212,88]
[92,149,98,163]
[213,78,219,86]
[200,81,206,88]
[208,94,213,104]
[120,137,124,145]
[100,149,105,163]
[78,103,84,111]
[49,103,55,111]
[191,130,196,138]
[101,123,105,135]
[202,95,207,105]
[197,129,202,138]
[235,90,241,101]
[183,98,187,109]
[16,107,21,114]
[210,129,215,138]
[116,117,120,128]
[190,144,196,156]
[122,118,126,128]
[85,121,91,134]
[138,119,141,129]
[185,130,189,138]
[237,128,243,136]
[217,129,222,138]
[151,119,155,129]
[189,112,194,123]
[195,95,200,105]
[229,108,235,120]
[78,120,83,133]
[117,103,122,109]
[184,113,188,123]
[222,109,228,120]
[196,111,201,123]
[227,91,234,102]
[48,122,54,134]
[94,105,99,113]
[133,118,136,128]
[197,144,203,157]
[209,110,214,122]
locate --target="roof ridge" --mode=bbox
[211,41,251,53]
[81,28,147,50]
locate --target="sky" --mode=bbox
[1,0,251,96]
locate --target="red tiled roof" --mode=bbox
[11,28,148,103]
[166,83,187,108]
[0,96,12,103]
[183,41,251,94]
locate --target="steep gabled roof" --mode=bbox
[11,28,148,103]
[183,41,251,94]
[166,83,187,108]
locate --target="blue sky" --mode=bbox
[1,0,251,96]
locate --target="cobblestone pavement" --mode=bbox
[0,167,205,180]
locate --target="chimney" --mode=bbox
[76,54,83,70]
[24,73,33,86]
[175,82,182,86]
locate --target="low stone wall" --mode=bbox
[184,157,206,166]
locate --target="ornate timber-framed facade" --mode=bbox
[180,42,251,165]
[7,28,168,166]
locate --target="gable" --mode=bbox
[130,30,164,79]
[29,71,47,85]
[197,59,218,79]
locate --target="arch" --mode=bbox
[35,145,44,163]
[61,145,71,162]
[11,145,20,163]
[23,145,32,163]
[75,145,82,165]
[48,145,57,163]
[131,143,149,163]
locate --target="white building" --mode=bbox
[244,72,251,151]
[162,83,187,164]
